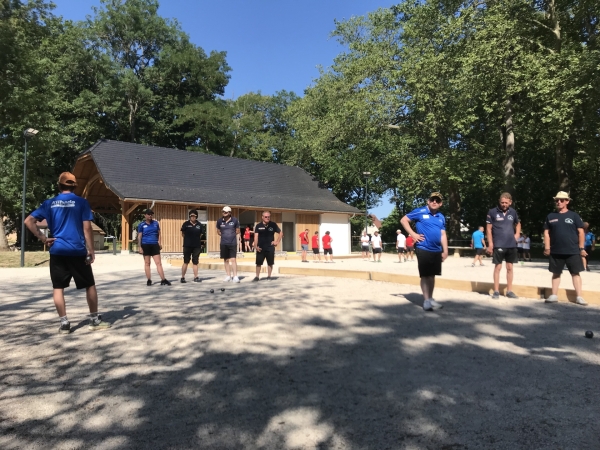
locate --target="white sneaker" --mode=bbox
[232,276,240,283]
[423,299,443,311]
[545,295,558,303]
[576,297,587,306]
[223,276,231,282]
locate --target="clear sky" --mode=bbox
[52,0,396,218]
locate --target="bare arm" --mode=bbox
[486,223,493,254]
[578,228,587,257]
[254,230,260,251]
[441,230,448,262]
[543,229,550,256]
[24,215,54,247]
[514,222,522,242]
[83,221,95,263]
[400,215,424,242]
[273,231,283,246]
[156,222,162,248]
[137,229,143,254]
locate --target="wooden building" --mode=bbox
[72,140,361,254]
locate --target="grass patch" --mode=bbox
[0,251,50,268]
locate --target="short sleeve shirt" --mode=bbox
[312,235,319,248]
[523,237,531,250]
[486,207,519,248]
[360,235,370,246]
[585,232,596,247]
[405,206,446,252]
[396,234,406,248]
[181,220,202,248]
[322,235,332,249]
[543,210,584,255]
[217,216,240,246]
[137,220,160,245]
[31,193,93,256]
[299,232,309,245]
[254,221,281,251]
[406,236,414,247]
[472,230,485,249]
[370,235,382,249]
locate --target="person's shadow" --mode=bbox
[70,306,141,333]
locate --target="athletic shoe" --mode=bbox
[232,276,240,283]
[223,276,231,282]
[586,267,591,272]
[302,261,309,263]
[160,279,171,286]
[471,263,475,267]
[545,295,558,303]
[58,322,71,334]
[147,279,152,286]
[506,291,518,299]
[266,276,273,281]
[491,291,500,299]
[575,297,587,306]
[252,276,259,282]
[180,278,186,283]
[479,264,485,266]
[423,300,443,311]
[193,277,201,282]
[89,318,111,331]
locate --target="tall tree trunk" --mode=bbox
[502,96,515,194]
[0,207,9,251]
[447,182,462,241]
[556,135,575,191]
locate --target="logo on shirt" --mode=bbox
[268,227,273,231]
[51,200,76,208]
[507,215,514,220]
[565,218,574,224]
[549,219,558,223]
[423,214,429,219]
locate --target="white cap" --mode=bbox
[222,206,232,212]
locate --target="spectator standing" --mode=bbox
[311,231,322,262]
[243,226,252,252]
[471,226,486,267]
[216,206,240,283]
[180,210,202,283]
[543,191,587,305]
[360,231,370,260]
[253,211,283,280]
[522,233,531,262]
[486,192,520,299]
[406,234,415,261]
[299,229,310,262]
[322,231,334,263]
[371,231,383,262]
[583,222,595,272]
[396,230,407,262]
[138,209,171,286]
[517,233,525,261]
[24,172,111,334]
[400,192,448,311]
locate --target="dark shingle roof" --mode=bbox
[82,140,360,214]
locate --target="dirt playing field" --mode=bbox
[1,254,599,449]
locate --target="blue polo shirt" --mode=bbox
[472,230,485,248]
[405,206,446,252]
[31,192,93,256]
[585,232,595,248]
[486,207,519,248]
[137,220,160,245]
[216,216,240,246]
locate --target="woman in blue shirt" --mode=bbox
[137,209,171,286]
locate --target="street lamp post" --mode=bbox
[363,172,371,234]
[21,128,39,267]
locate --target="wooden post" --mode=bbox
[121,201,130,253]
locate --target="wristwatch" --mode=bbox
[580,248,585,251]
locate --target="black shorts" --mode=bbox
[476,248,485,255]
[397,247,405,254]
[517,247,524,254]
[141,243,161,256]
[220,244,237,260]
[549,254,584,275]
[50,254,95,289]
[372,248,382,254]
[407,246,414,252]
[492,247,518,265]
[312,248,320,254]
[183,247,201,264]
[416,248,442,278]
[256,249,275,266]
[361,245,370,252]
[324,248,332,255]
[585,246,592,261]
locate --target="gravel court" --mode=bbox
[1,261,600,449]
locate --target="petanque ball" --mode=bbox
[209,289,214,293]
[221,288,225,292]
[585,330,593,339]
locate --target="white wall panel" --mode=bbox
[319,213,350,255]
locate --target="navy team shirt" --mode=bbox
[31,192,93,256]
[137,220,160,244]
[405,206,446,252]
[216,216,240,246]
[486,207,519,248]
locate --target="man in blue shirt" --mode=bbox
[25,172,110,334]
[137,209,171,286]
[471,226,486,267]
[583,222,595,272]
[400,192,448,311]
[486,192,521,299]
[216,206,241,282]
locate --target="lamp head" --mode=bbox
[24,128,39,137]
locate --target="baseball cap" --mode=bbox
[58,172,77,187]
[396,229,401,233]
[553,191,571,200]
[189,210,198,217]
[222,206,232,212]
[429,192,443,200]
[144,209,154,215]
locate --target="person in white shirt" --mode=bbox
[360,231,370,260]
[522,233,531,262]
[517,233,525,261]
[371,231,383,262]
[396,229,407,262]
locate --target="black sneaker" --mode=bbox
[252,276,259,282]
[193,277,201,282]
[147,279,152,286]
[180,278,187,283]
[160,279,171,286]
[506,291,518,299]
[491,291,500,299]
[59,322,71,334]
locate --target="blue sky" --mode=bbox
[53,0,396,218]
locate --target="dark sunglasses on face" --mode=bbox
[429,197,442,203]
[263,216,270,219]
[190,215,197,218]
[555,199,567,203]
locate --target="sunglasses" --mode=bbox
[222,211,230,214]
[190,215,198,218]
[555,199,568,203]
[263,216,271,219]
[429,197,442,203]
